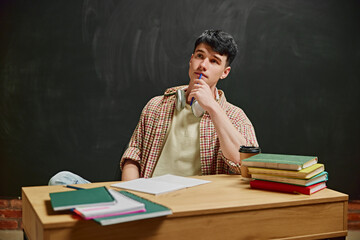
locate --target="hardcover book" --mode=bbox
[93,191,172,226]
[248,163,324,179]
[250,180,327,195]
[242,153,318,170]
[73,189,146,220]
[251,171,328,186]
[50,186,116,211]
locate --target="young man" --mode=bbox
[48,30,258,185]
[121,30,258,181]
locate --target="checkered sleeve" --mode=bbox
[221,103,259,172]
[119,99,151,170]
[120,124,142,170]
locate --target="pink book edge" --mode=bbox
[74,208,146,220]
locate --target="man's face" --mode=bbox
[188,43,231,89]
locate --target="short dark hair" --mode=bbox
[194,30,238,66]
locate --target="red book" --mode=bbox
[250,180,327,195]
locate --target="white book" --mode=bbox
[93,191,172,226]
[111,174,211,195]
[74,189,145,219]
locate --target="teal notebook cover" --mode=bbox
[304,171,328,186]
[50,186,115,211]
[253,171,328,187]
[93,191,172,226]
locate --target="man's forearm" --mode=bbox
[187,79,246,163]
[207,103,246,164]
[121,159,140,181]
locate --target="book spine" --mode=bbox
[79,209,146,220]
[244,162,301,170]
[250,180,311,195]
[248,169,306,178]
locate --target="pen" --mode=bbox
[65,185,85,190]
[190,74,202,106]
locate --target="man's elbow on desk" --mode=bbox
[121,159,140,181]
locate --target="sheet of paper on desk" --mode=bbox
[111,174,211,195]
[152,174,211,188]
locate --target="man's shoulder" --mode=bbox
[163,85,188,96]
[226,102,245,115]
[147,95,164,104]
[143,96,164,115]
[223,100,252,124]
[143,85,186,111]
[146,85,187,104]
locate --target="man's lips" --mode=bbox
[196,72,207,79]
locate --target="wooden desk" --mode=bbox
[22,175,348,240]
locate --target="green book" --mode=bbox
[242,153,318,170]
[93,191,172,226]
[50,187,116,211]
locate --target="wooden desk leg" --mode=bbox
[23,230,29,240]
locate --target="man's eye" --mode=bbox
[196,54,203,58]
[211,59,219,64]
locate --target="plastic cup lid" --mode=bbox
[239,146,261,153]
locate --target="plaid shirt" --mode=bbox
[120,86,258,178]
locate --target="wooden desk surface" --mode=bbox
[22,174,348,240]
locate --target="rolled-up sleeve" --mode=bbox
[119,102,149,170]
[221,106,259,172]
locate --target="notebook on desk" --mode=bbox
[73,189,146,219]
[111,174,211,195]
[50,186,116,211]
[93,191,172,226]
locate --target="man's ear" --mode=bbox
[220,66,231,79]
[189,54,194,65]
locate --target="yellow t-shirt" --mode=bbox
[152,103,201,177]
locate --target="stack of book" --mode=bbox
[49,186,172,226]
[49,174,211,226]
[242,153,328,195]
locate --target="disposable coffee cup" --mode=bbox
[239,146,261,181]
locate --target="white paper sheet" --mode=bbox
[111,174,211,195]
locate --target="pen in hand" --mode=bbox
[190,74,202,106]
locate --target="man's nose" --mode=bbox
[199,58,208,70]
